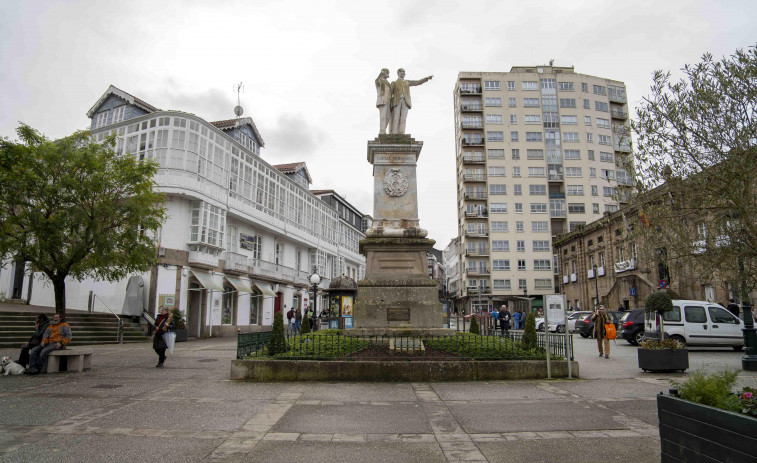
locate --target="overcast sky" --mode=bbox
[1,0,755,247]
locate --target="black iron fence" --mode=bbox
[236,330,572,361]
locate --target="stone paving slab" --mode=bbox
[430,381,563,401]
[597,399,660,426]
[241,441,448,463]
[478,436,661,463]
[298,382,418,402]
[272,403,433,434]
[555,378,667,399]
[0,396,123,426]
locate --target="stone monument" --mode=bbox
[352,68,445,335]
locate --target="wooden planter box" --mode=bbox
[174,329,188,342]
[638,348,688,372]
[658,394,757,462]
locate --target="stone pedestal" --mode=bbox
[352,135,446,334]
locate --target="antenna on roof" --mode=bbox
[549,59,554,66]
[234,82,244,118]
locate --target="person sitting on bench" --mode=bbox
[25,313,72,375]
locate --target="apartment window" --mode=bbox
[526,132,543,142]
[517,259,526,271]
[511,149,520,159]
[563,132,579,143]
[485,97,502,107]
[507,81,515,91]
[593,85,606,95]
[515,203,523,213]
[542,95,557,111]
[561,115,578,125]
[588,149,595,160]
[568,203,585,214]
[566,185,584,196]
[534,259,551,270]
[544,130,560,146]
[492,259,510,271]
[512,167,521,177]
[564,149,580,160]
[541,78,556,90]
[508,114,517,124]
[519,279,528,291]
[603,186,615,197]
[490,184,507,195]
[593,203,600,214]
[527,149,544,159]
[590,167,597,177]
[598,134,611,145]
[529,184,547,195]
[601,169,615,180]
[530,203,547,213]
[565,167,582,177]
[488,166,506,177]
[510,131,519,142]
[523,98,540,107]
[491,221,509,232]
[596,118,610,128]
[516,221,524,233]
[591,185,598,196]
[492,240,509,251]
[490,203,507,213]
[517,240,525,252]
[587,133,594,143]
[605,204,619,213]
[569,221,586,232]
[485,114,503,124]
[522,81,538,91]
[595,101,609,112]
[543,112,559,128]
[488,149,505,159]
[559,98,576,108]
[558,82,574,91]
[508,97,517,107]
[488,131,504,141]
[528,167,545,177]
[493,279,511,290]
[532,221,549,232]
[583,99,591,109]
[535,279,553,290]
[513,184,522,195]
[581,82,588,92]
[533,240,550,251]
[585,116,592,126]
[484,80,501,90]
[524,114,541,124]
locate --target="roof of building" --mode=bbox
[273,162,312,184]
[309,189,334,196]
[210,117,265,148]
[310,189,366,217]
[86,85,161,118]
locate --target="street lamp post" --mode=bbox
[309,272,321,331]
[593,264,599,309]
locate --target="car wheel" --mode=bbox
[670,335,686,347]
[557,325,565,334]
[537,324,544,331]
[633,331,645,345]
[580,333,590,338]
[732,345,744,352]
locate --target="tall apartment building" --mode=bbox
[454,65,631,313]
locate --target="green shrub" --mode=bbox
[276,330,369,358]
[639,338,684,349]
[169,307,186,329]
[645,291,673,315]
[301,312,311,334]
[268,309,288,355]
[468,315,480,334]
[425,332,546,360]
[673,369,740,411]
[522,312,537,350]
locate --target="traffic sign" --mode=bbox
[659,279,668,289]
[630,286,637,296]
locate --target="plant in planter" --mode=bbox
[639,291,689,372]
[170,308,188,342]
[658,370,757,462]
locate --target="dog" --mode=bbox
[1,357,26,375]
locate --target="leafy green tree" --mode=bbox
[468,315,480,334]
[631,45,757,306]
[268,310,288,355]
[645,290,674,336]
[0,124,166,316]
[522,312,537,350]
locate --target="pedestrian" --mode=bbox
[512,310,521,330]
[498,305,511,336]
[286,305,294,334]
[17,314,50,369]
[591,305,612,359]
[294,308,302,334]
[25,313,72,374]
[307,305,315,330]
[490,308,498,333]
[153,306,173,368]
[726,299,740,318]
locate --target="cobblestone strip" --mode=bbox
[204,385,304,462]
[412,383,489,462]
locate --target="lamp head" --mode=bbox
[310,273,321,285]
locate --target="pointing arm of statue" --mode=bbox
[408,75,433,87]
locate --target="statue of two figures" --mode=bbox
[375,68,433,135]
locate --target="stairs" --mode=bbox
[0,312,150,348]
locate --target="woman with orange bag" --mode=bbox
[591,305,612,359]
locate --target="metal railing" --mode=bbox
[91,294,123,344]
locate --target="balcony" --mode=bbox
[570,273,577,282]
[461,121,484,129]
[614,259,635,274]
[223,252,249,274]
[462,155,485,164]
[588,269,595,279]
[597,266,605,277]
[249,258,297,282]
[608,92,627,104]
[465,248,490,257]
[548,171,564,182]
[188,251,219,269]
[466,268,490,276]
[464,230,489,238]
[610,108,628,120]
[613,136,632,153]
[460,103,483,112]
[464,192,487,201]
[464,211,488,218]
[549,193,566,199]
[462,138,485,147]
[562,275,569,284]
[550,209,567,218]
[459,86,482,95]
[463,173,486,182]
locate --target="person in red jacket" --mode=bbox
[25,313,72,374]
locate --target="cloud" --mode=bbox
[260,113,328,156]
[152,85,237,121]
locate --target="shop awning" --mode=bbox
[251,279,276,297]
[224,276,253,294]
[190,270,224,292]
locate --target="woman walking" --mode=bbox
[153,306,173,368]
[591,305,612,359]
[294,308,302,334]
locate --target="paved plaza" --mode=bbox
[1,330,754,462]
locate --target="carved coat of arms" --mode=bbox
[383,168,408,197]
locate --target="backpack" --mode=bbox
[287,309,294,320]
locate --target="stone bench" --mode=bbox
[45,348,93,373]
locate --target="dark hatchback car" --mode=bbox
[619,309,646,345]
[576,311,623,338]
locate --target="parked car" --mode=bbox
[547,311,591,333]
[619,309,645,345]
[576,311,623,338]
[646,300,744,350]
[566,311,592,333]
[535,317,545,331]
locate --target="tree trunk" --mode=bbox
[52,276,67,318]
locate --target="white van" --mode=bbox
[646,300,744,350]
